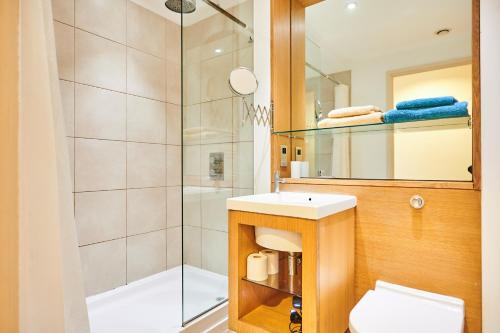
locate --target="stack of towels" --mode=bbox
[383,96,469,124]
[317,105,383,128]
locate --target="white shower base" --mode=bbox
[86,265,228,333]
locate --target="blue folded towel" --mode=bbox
[383,101,469,124]
[396,96,458,110]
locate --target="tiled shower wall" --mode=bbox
[182,1,254,276]
[52,0,181,296]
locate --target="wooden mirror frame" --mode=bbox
[271,0,481,190]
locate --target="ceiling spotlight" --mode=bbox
[214,48,222,54]
[435,28,451,36]
[345,0,358,10]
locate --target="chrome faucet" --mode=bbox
[274,170,285,193]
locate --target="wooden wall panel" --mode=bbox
[291,0,306,130]
[472,0,481,189]
[282,183,481,333]
[0,0,19,332]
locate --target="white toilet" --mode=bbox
[349,280,464,333]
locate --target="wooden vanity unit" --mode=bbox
[228,207,355,333]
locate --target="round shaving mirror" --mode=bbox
[229,67,258,96]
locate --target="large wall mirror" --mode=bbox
[282,0,479,183]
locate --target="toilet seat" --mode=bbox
[349,281,464,333]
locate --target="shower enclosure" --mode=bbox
[51,0,253,331]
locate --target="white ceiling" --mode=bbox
[306,0,472,72]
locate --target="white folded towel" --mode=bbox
[318,112,383,128]
[328,105,381,118]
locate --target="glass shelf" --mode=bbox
[243,273,302,297]
[272,116,471,137]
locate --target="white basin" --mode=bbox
[227,192,357,253]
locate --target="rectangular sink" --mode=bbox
[227,191,357,220]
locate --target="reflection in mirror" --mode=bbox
[296,0,473,181]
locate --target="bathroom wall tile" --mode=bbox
[75,138,126,191]
[75,30,126,92]
[127,95,166,144]
[200,34,235,62]
[233,188,253,197]
[183,63,201,106]
[201,143,233,187]
[166,60,181,105]
[183,226,201,268]
[183,104,201,146]
[233,142,253,189]
[201,98,233,144]
[127,47,166,101]
[166,186,181,228]
[75,84,126,140]
[75,190,126,245]
[202,229,228,276]
[233,45,254,69]
[166,145,181,187]
[127,187,166,236]
[183,11,232,51]
[75,0,126,43]
[67,138,75,191]
[59,80,75,137]
[127,230,166,282]
[80,238,126,296]
[127,1,165,58]
[52,0,74,26]
[166,103,181,145]
[200,53,233,102]
[183,186,201,227]
[166,227,181,269]
[201,187,232,232]
[127,142,166,188]
[233,97,254,142]
[165,19,181,64]
[183,145,200,186]
[54,21,74,81]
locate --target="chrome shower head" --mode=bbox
[165,0,196,13]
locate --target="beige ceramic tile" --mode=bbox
[75,84,126,140]
[59,80,75,137]
[233,97,254,142]
[127,95,166,144]
[233,45,253,69]
[166,103,181,145]
[166,227,181,269]
[183,145,200,186]
[75,138,126,191]
[80,238,126,296]
[166,60,181,105]
[232,188,253,197]
[166,145,181,187]
[201,187,232,232]
[127,187,167,235]
[75,30,126,92]
[200,143,233,187]
[127,142,166,188]
[183,186,201,227]
[183,104,201,146]
[183,226,201,268]
[127,230,166,282]
[75,190,126,245]
[200,34,235,62]
[200,52,233,102]
[182,63,201,106]
[201,98,233,144]
[166,186,181,228]
[233,142,253,189]
[127,47,166,101]
[202,229,228,276]
[165,19,181,64]
[67,137,75,191]
[54,21,74,81]
[127,1,165,58]
[52,0,75,25]
[75,0,126,43]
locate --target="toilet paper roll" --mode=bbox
[247,253,268,281]
[291,161,302,178]
[300,161,310,177]
[259,249,279,275]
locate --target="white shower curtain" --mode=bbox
[19,0,90,332]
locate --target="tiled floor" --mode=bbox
[87,265,227,333]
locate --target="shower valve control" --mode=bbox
[410,195,425,209]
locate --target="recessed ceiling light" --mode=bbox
[345,0,358,10]
[435,28,451,36]
[214,48,222,54]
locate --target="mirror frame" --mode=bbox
[270,0,481,189]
